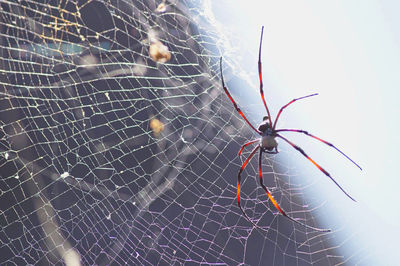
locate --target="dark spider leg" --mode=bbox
[277,134,356,202]
[258,26,273,127]
[237,145,265,231]
[220,57,261,134]
[258,150,331,232]
[276,129,362,170]
[263,148,279,154]
[238,139,260,157]
[272,93,318,129]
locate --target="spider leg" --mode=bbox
[277,134,356,202]
[258,150,331,232]
[220,57,261,134]
[237,145,264,230]
[238,139,260,157]
[276,129,362,170]
[264,149,279,154]
[272,93,318,129]
[258,26,273,126]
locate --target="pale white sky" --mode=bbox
[213,1,400,265]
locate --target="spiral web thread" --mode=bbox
[0,1,344,265]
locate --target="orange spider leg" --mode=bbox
[277,134,356,202]
[276,129,362,170]
[257,149,330,232]
[238,139,260,157]
[237,145,262,230]
[220,58,261,134]
[258,26,273,126]
[272,93,318,129]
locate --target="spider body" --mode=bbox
[220,26,362,232]
[258,117,278,153]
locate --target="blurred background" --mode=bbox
[1,0,399,265]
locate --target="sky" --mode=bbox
[212,1,400,264]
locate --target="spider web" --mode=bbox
[0,1,346,265]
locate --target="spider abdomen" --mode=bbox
[261,135,277,150]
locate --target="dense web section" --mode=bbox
[0,1,345,265]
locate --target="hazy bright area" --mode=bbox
[213,1,400,264]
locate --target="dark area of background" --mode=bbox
[0,1,340,265]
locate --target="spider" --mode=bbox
[220,26,362,232]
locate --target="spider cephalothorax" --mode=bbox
[220,26,362,232]
[257,116,270,132]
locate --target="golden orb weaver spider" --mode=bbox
[220,26,362,232]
